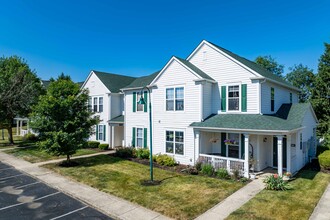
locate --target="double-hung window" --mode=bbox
[99,97,103,112]
[228,85,240,111]
[136,92,144,111]
[166,87,184,111]
[93,97,98,112]
[227,133,240,159]
[98,125,104,140]
[136,128,143,147]
[166,130,184,155]
[92,97,103,112]
[88,97,92,111]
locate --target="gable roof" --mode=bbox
[190,103,313,132]
[189,40,299,91]
[174,56,214,81]
[91,70,136,93]
[122,71,160,90]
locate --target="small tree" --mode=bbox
[255,55,284,77]
[286,64,315,102]
[30,74,98,164]
[0,56,42,144]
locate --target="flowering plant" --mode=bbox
[284,172,292,177]
[263,173,291,191]
[224,139,236,145]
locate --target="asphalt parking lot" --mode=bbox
[0,162,113,220]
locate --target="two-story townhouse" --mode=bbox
[82,70,136,148]
[122,40,318,178]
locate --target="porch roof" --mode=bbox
[191,103,311,132]
[108,115,124,124]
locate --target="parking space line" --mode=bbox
[0,174,24,181]
[0,192,60,211]
[0,181,40,193]
[50,206,88,220]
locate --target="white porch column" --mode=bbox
[111,125,115,148]
[19,120,22,136]
[16,120,19,136]
[244,134,250,178]
[277,135,283,176]
[194,131,200,164]
[287,135,292,173]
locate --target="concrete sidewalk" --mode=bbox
[0,151,170,220]
[309,183,330,220]
[196,177,265,220]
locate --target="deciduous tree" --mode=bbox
[255,55,284,77]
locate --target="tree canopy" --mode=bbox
[0,56,42,144]
[310,43,330,140]
[30,74,98,163]
[255,55,284,77]
[286,64,315,102]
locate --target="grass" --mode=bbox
[0,127,25,147]
[227,169,330,220]
[44,155,245,219]
[4,146,101,163]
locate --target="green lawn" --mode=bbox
[4,146,101,163]
[44,155,245,219]
[227,170,330,220]
[0,127,27,147]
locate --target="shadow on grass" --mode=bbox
[65,154,124,168]
[297,168,318,180]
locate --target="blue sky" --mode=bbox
[0,0,329,82]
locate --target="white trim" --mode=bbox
[192,126,305,134]
[227,84,241,112]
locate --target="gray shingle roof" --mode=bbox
[207,41,298,89]
[109,115,124,123]
[122,71,160,90]
[190,103,311,131]
[174,56,214,81]
[93,70,136,93]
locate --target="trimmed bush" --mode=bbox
[115,147,136,158]
[263,173,291,191]
[22,133,38,142]
[319,150,330,170]
[155,154,176,166]
[217,168,230,179]
[87,141,100,148]
[201,164,214,176]
[99,143,109,150]
[195,161,202,171]
[136,148,150,159]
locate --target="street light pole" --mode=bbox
[138,87,153,182]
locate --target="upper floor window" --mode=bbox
[93,97,98,112]
[228,85,240,111]
[92,97,103,113]
[166,87,184,111]
[271,87,275,112]
[88,97,92,111]
[166,130,184,155]
[136,92,144,111]
[99,97,103,112]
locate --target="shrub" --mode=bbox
[319,150,330,170]
[217,168,229,179]
[195,161,202,171]
[115,147,136,158]
[99,143,109,150]
[155,154,176,166]
[22,133,38,142]
[232,169,240,180]
[201,164,214,176]
[181,166,199,175]
[263,174,291,191]
[87,141,100,148]
[136,148,150,159]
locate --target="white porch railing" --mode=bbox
[199,154,245,175]
[20,129,29,136]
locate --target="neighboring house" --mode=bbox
[121,40,318,177]
[82,70,136,148]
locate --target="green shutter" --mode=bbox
[241,84,247,112]
[241,134,245,159]
[144,91,148,113]
[103,125,106,141]
[133,92,136,112]
[144,128,147,148]
[132,127,136,147]
[96,125,98,141]
[221,133,226,156]
[221,86,226,112]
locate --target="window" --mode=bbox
[166,130,184,155]
[271,87,275,111]
[166,87,184,111]
[88,97,92,111]
[227,133,240,158]
[98,125,104,141]
[136,128,143,147]
[99,97,103,112]
[300,133,303,150]
[228,85,239,111]
[93,97,98,112]
[290,93,292,104]
[136,92,144,111]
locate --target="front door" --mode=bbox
[273,137,287,168]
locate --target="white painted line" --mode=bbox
[0,167,14,171]
[0,182,40,193]
[50,206,88,220]
[0,174,24,181]
[0,192,60,211]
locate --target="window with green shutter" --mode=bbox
[221,86,226,112]
[241,134,245,159]
[221,133,226,156]
[95,125,98,141]
[132,127,136,147]
[103,125,106,141]
[241,84,247,112]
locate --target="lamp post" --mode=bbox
[137,86,153,182]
